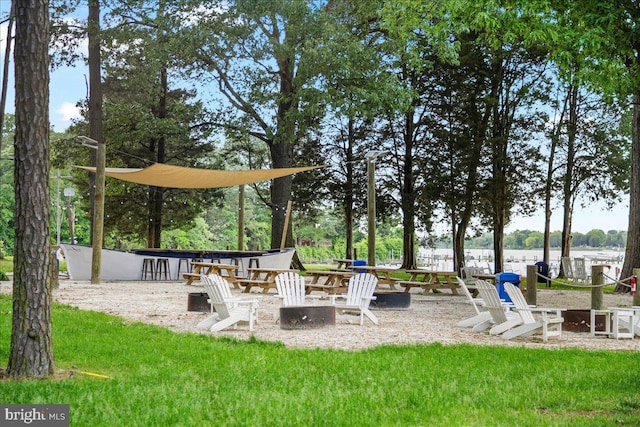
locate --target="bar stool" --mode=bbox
[155,258,171,280]
[177,258,191,280]
[141,258,155,280]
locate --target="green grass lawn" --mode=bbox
[0,257,11,279]
[0,294,639,426]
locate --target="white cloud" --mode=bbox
[56,101,81,122]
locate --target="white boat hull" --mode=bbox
[60,244,295,281]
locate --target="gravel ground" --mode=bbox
[2,279,639,352]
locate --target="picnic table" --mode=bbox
[237,267,300,293]
[398,270,460,295]
[332,258,355,270]
[183,262,240,287]
[349,265,399,289]
[305,270,354,294]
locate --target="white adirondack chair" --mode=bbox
[501,282,564,341]
[473,280,521,335]
[329,273,379,325]
[274,272,320,322]
[196,274,260,332]
[460,267,480,285]
[456,277,492,329]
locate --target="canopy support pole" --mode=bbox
[237,185,245,250]
[280,200,292,249]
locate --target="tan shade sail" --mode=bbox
[75,163,324,189]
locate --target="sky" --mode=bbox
[0,19,630,235]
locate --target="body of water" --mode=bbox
[416,248,623,277]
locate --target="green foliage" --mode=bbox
[1,295,639,426]
[0,114,15,255]
[161,217,214,250]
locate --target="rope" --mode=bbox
[533,270,621,288]
[602,273,633,289]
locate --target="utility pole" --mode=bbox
[79,136,105,284]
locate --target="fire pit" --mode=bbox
[370,292,411,310]
[563,309,606,333]
[279,306,335,330]
[187,292,212,312]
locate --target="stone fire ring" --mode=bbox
[370,292,411,310]
[279,306,336,330]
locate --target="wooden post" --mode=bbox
[526,265,537,306]
[237,185,245,250]
[633,268,640,307]
[49,246,59,290]
[591,265,604,310]
[367,156,376,266]
[280,200,292,250]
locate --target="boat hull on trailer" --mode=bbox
[60,244,296,281]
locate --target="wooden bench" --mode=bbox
[397,280,426,292]
[305,283,348,294]
[237,279,273,293]
[398,280,459,293]
[183,272,202,286]
[401,270,461,295]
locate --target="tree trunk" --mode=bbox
[401,198,416,269]
[560,84,577,278]
[543,92,566,264]
[344,170,354,259]
[400,111,417,269]
[619,94,640,289]
[88,0,104,284]
[270,141,293,251]
[344,117,356,259]
[8,0,54,377]
[493,204,505,274]
[453,224,465,274]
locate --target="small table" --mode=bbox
[305,270,354,294]
[399,270,460,294]
[183,262,240,287]
[591,307,637,339]
[237,268,300,293]
[349,265,399,289]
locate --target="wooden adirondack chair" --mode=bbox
[473,280,521,335]
[329,273,379,325]
[501,282,564,341]
[573,257,590,283]
[196,274,260,332]
[561,257,574,280]
[456,277,492,329]
[274,272,320,322]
